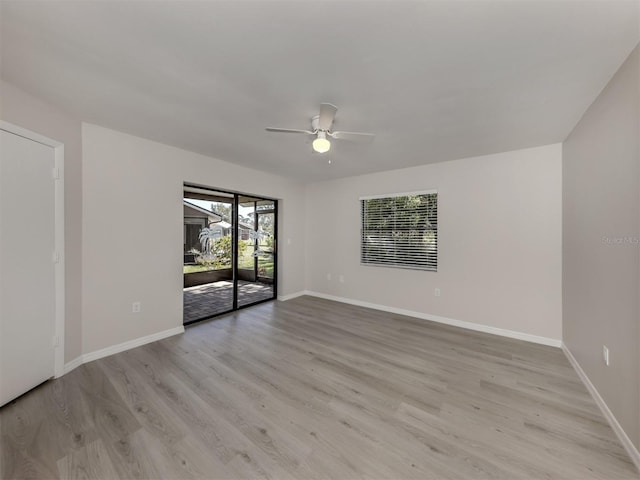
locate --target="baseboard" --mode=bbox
[303,290,562,348]
[562,343,640,472]
[62,326,185,374]
[63,356,83,375]
[277,291,307,301]
[82,326,185,364]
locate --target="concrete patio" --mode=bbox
[183,280,274,323]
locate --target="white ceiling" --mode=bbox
[1,0,638,182]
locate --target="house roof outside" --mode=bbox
[184,200,255,232]
[183,200,222,223]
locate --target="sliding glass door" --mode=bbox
[183,185,277,324]
[237,196,276,308]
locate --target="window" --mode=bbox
[360,191,437,271]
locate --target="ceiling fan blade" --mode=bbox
[265,127,313,134]
[330,131,375,142]
[318,103,338,131]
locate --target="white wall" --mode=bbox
[0,80,83,363]
[82,123,306,354]
[563,45,639,450]
[305,144,563,341]
[2,82,563,368]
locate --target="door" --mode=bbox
[183,188,235,322]
[183,185,277,324]
[237,196,276,308]
[0,129,56,406]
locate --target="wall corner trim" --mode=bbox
[62,326,185,375]
[303,291,561,347]
[562,343,640,472]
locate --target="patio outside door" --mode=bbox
[182,185,277,324]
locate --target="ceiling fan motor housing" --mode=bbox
[311,115,328,132]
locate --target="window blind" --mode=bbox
[360,191,437,271]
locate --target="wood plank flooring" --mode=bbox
[1,296,638,479]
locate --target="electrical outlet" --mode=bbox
[602,345,609,366]
[132,301,141,313]
[339,275,345,283]
[435,288,441,297]
[327,273,331,281]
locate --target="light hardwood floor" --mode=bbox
[1,296,638,479]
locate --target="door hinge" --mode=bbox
[52,251,60,264]
[52,167,60,180]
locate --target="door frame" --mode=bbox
[183,183,278,324]
[0,121,65,378]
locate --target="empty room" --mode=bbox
[1,0,639,479]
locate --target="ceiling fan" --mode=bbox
[265,103,375,153]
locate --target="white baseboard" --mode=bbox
[62,356,83,375]
[277,291,307,301]
[82,326,185,363]
[303,290,562,348]
[62,326,185,374]
[562,343,640,472]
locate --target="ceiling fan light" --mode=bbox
[312,133,331,153]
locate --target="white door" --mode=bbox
[0,129,56,406]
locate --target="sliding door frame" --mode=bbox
[183,183,278,325]
[232,196,239,311]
